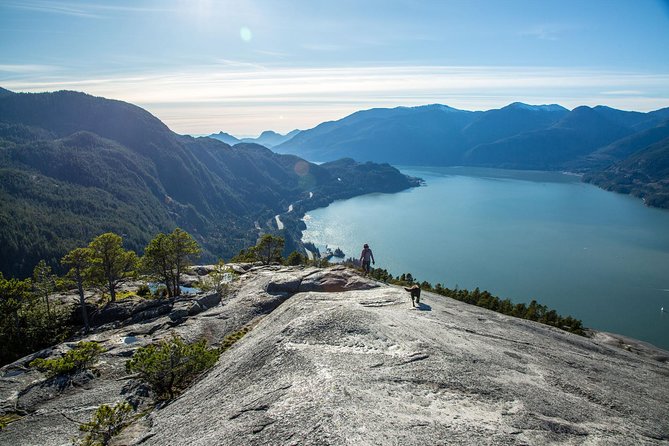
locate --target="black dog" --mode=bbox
[404,285,421,307]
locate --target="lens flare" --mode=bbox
[240,27,253,42]
[294,160,309,176]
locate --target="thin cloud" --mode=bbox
[520,24,573,41]
[212,59,270,71]
[301,43,346,52]
[4,1,102,18]
[600,90,646,96]
[254,49,291,59]
[4,65,668,134]
[3,0,178,18]
[0,64,62,73]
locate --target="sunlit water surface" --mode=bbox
[302,167,669,350]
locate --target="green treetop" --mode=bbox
[142,228,200,297]
[255,234,285,265]
[88,233,137,302]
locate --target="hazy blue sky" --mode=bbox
[1,0,668,135]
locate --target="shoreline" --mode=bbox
[295,166,669,351]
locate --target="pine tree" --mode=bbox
[88,233,137,302]
[62,248,93,333]
[255,234,284,265]
[169,228,201,296]
[32,260,55,318]
[142,229,200,297]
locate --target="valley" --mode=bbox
[0,89,419,278]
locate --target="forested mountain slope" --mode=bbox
[0,89,419,277]
[584,136,669,208]
[275,102,669,208]
[276,102,669,169]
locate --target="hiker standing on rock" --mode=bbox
[359,243,375,274]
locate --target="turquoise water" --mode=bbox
[302,167,669,350]
[148,283,200,295]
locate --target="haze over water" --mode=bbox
[302,167,669,350]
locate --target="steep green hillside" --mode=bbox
[584,119,669,167]
[463,106,633,169]
[584,137,669,208]
[0,90,419,278]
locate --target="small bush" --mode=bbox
[126,335,219,401]
[219,326,251,353]
[115,290,136,300]
[30,341,104,377]
[285,251,305,266]
[136,284,151,297]
[78,401,134,446]
[153,286,168,299]
[0,413,22,431]
[195,261,235,295]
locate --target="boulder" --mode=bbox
[195,292,221,310]
[168,304,190,322]
[265,274,302,295]
[130,303,172,324]
[299,266,379,292]
[91,302,133,326]
[192,265,215,276]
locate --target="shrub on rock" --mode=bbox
[125,335,219,400]
[78,401,134,446]
[29,341,104,377]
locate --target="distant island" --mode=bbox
[322,246,345,260]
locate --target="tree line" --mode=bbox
[0,228,195,366]
[356,264,585,335]
[0,228,307,367]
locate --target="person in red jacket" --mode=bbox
[359,243,375,274]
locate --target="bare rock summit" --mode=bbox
[1,265,668,445]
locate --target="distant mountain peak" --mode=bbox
[408,104,462,113]
[207,131,240,145]
[209,129,301,148]
[0,87,14,98]
[506,102,568,112]
[258,130,281,138]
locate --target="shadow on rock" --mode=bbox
[416,303,431,311]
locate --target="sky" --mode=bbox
[1,0,669,136]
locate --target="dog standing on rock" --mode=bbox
[404,284,421,307]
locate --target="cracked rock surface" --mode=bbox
[1,265,668,445]
[141,266,669,446]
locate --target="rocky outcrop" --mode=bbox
[1,265,668,445]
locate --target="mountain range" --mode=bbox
[271,102,669,207]
[273,102,669,167]
[0,89,418,278]
[208,129,301,148]
[2,88,668,278]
